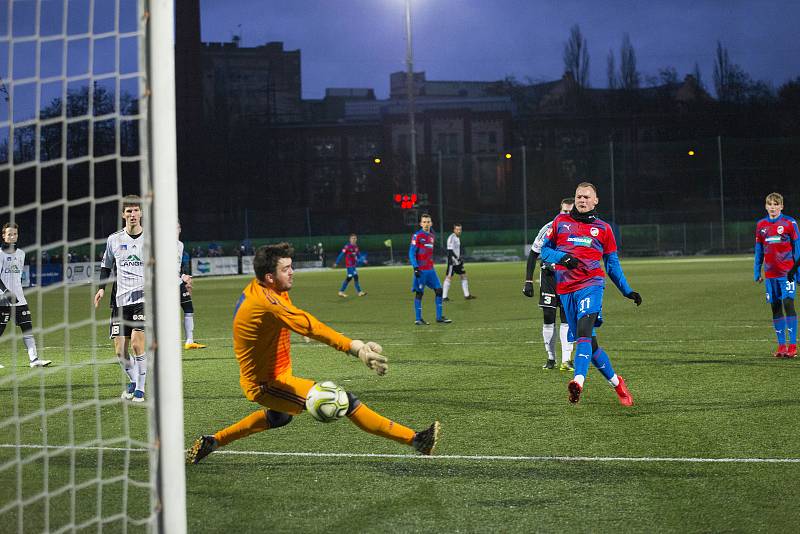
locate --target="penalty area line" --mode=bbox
[3,444,799,463]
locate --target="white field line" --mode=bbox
[2,443,798,464]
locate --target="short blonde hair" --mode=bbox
[575,182,597,194]
[766,192,783,205]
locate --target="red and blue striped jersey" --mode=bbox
[410,230,435,270]
[545,213,617,293]
[755,215,799,278]
[338,243,360,268]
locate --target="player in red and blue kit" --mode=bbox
[540,182,641,405]
[334,234,366,297]
[409,213,451,325]
[754,192,800,358]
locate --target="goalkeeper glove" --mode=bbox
[349,340,388,376]
[1,289,17,305]
[789,264,799,283]
[522,281,534,298]
[626,291,642,306]
[558,254,580,269]
[413,267,421,277]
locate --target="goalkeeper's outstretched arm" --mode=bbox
[270,299,388,375]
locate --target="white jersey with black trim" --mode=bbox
[0,247,27,305]
[531,221,553,254]
[101,229,145,307]
[177,240,185,285]
[447,233,462,264]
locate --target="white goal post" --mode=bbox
[147,0,187,532]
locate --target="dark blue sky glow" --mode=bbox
[201,0,800,99]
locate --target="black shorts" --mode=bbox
[0,304,33,331]
[446,261,465,277]
[538,268,560,309]
[180,281,192,305]
[109,302,121,338]
[116,302,145,337]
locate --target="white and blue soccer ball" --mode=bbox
[305,381,349,423]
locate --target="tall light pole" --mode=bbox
[404,0,418,195]
[521,145,528,250]
[717,135,725,249]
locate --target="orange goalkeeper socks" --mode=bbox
[214,409,269,447]
[347,403,415,445]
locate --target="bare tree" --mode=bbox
[713,41,732,100]
[619,33,639,90]
[713,40,774,103]
[606,49,618,89]
[563,24,590,88]
[692,62,705,90]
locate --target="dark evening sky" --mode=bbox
[200,0,800,99]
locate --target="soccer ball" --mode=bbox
[305,381,349,423]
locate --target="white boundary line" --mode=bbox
[3,444,798,464]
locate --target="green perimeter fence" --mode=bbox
[180,220,756,265]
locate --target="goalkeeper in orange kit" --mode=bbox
[187,242,439,464]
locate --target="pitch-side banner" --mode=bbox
[192,256,247,277]
[64,262,101,284]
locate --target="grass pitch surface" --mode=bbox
[3,256,799,532]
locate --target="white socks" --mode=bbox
[184,313,195,344]
[461,279,470,297]
[118,354,136,383]
[442,279,451,299]
[134,353,147,393]
[559,323,573,363]
[542,323,556,359]
[22,334,37,362]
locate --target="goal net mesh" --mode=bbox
[0,1,170,531]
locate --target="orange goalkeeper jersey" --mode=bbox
[232,278,352,400]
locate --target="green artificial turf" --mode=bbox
[2,256,799,532]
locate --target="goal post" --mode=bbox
[146,0,187,532]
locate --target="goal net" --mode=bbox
[0,1,185,532]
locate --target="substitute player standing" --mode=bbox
[523,199,574,370]
[410,213,451,325]
[186,243,439,463]
[94,195,148,402]
[0,223,52,368]
[178,222,206,350]
[442,223,476,301]
[754,192,799,358]
[540,182,641,405]
[334,233,366,297]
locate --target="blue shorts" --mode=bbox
[559,285,604,342]
[411,269,441,292]
[765,277,796,303]
[346,267,357,277]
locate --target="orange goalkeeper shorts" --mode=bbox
[253,370,315,415]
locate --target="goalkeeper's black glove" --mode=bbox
[522,281,534,298]
[788,264,799,283]
[558,254,580,269]
[626,291,642,306]
[1,289,17,305]
[413,267,421,278]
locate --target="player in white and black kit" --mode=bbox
[442,223,476,301]
[178,222,206,350]
[523,199,574,370]
[0,223,52,368]
[93,196,148,402]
